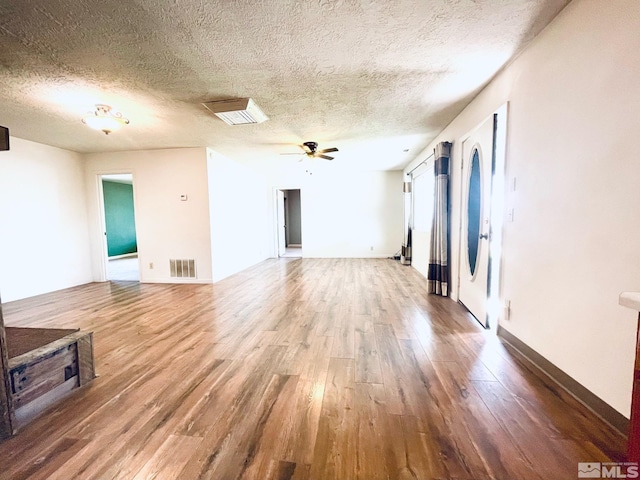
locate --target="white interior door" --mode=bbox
[276,190,286,257]
[411,164,435,277]
[458,115,496,327]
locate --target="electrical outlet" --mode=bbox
[149,262,154,269]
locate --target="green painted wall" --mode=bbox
[102,180,137,257]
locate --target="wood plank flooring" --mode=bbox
[0,258,627,479]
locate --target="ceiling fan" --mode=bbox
[281,141,339,161]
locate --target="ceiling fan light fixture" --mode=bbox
[280,141,339,161]
[82,104,129,135]
[202,98,268,125]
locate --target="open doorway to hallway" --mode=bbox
[100,174,140,281]
[276,189,302,258]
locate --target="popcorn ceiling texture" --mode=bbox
[0,0,569,169]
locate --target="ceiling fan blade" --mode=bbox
[318,147,338,154]
[300,144,313,153]
[316,154,334,161]
[280,152,304,155]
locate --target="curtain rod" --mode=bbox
[407,152,434,175]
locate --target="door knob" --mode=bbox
[479,233,489,240]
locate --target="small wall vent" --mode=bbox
[170,259,196,278]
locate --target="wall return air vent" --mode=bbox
[202,98,268,125]
[170,259,196,278]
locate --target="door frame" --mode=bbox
[272,186,303,258]
[96,171,140,282]
[455,103,508,329]
[276,189,286,257]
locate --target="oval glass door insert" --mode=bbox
[467,148,482,276]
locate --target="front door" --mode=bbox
[458,115,496,328]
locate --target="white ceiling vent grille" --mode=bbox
[170,259,196,278]
[202,98,268,125]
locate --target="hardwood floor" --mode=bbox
[0,258,626,479]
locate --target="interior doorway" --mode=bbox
[100,174,140,281]
[276,189,302,258]
[457,105,507,329]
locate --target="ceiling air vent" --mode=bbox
[202,98,268,126]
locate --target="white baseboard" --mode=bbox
[140,278,213,285]
[301,254,396,259]
[108,252,138,260]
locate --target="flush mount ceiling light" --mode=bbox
[202,98,268,125]
[82,104,130,135]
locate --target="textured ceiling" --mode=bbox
[0,0,570,171]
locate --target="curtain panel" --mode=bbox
[427,141,452,296]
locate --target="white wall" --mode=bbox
[267,165,403,258]
[84,148,213,283]
[0,137,92,302]
[207,149,270,282]
[404,0,640,417]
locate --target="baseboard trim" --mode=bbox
[107,252,138,260]
[141,278,213,285]
[497,325,629,436]
[301,254,396,259]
